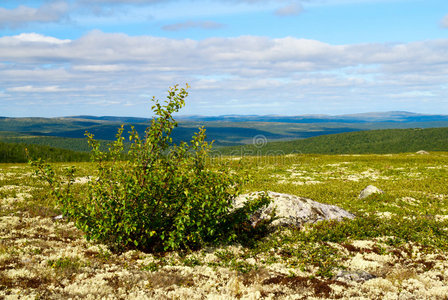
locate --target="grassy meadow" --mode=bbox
[1,152,448,298]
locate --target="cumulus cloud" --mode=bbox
[7,33,71,44]
[0,1,69,29]
[1,31,447,116]
[275,2,304,16]
[441,14,448,28]
[162,20,224,31]
[1,31,447,77]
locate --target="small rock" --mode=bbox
[334,270,376,283]
[234,191,355,228]
[416,150,429,155]
[359,185,384,199]
[53,214,64,220]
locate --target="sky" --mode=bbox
[1,0,448,117]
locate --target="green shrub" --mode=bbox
[31,85,271,252]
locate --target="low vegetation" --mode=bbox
[2,151,448,298]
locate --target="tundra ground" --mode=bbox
[1,152,448,299]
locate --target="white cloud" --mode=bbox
[162,20,224,31]
[7,33,71,44]
[1,31,447,75]
[0,1,69,29]
[441,14,448,28]
[75,0,166,16]
[1,31,447,116]
[388,91,436,99]
[73,64,128,72]
[6,85,74,93]
[275,2,303,16]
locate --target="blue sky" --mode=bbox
[1,0,448,117]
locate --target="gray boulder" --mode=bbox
[233,191,355,228]
[359,185,384,199]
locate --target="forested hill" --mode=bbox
[0,141,90,163]
[1,127,448,163]
[2,113,448,161]
[217,127,448,155]
[2,111,448,148]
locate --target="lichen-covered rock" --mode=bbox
[416,150,429,155]
[359,185,384,199]
[234,191,355,228]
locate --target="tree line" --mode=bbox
[218,127,448,155]
[0,141,90,163]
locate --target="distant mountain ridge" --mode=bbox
[2,111,448,124]
[65,111,448,124]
